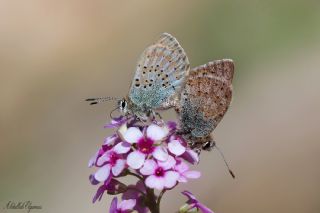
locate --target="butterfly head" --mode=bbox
[118,97,130,115]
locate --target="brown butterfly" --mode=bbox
[174,59,235,177]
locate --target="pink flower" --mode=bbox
[93,143,130,182]
[121,124,169,169]
[140,155,179,190]
[122,181,148,213]
[88,135,119,168]
[167,136,199,164]
[92,178,126,203]
[181,191,213,213]
[174,159,201,183]
[109,197,136,213]
[168,139,186,156]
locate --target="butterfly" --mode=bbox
[175,59,234,152]
[174,59,235,178]
[86,33,190,121]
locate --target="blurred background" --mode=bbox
[1,0,320,212]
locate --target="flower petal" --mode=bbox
[163,171,179,189]
[174,161,189,173]
[118,199,136,211]
[118,123,127,137]
[96,151,111,166]
[145,175,165,190]
[181,149,199,165]
[168,140,186,156]
[123,127,143,144]
[113,142,131,154]
[88,151,99,167]
[104,135,117,145]
[94,164,111,182]
[166,121,177,131]
[89,174,100,185]
[153,146,169,162]
[104,116,127,128]
[146,124,167,141]
[111,159,126,176]
[158,155,176,170]
[92,184,107,203]
[127,151,146,169]
[178,176,188,183]
[140,159,157,175]
[109,197,118,213]
[105,179,127,195]
[184,171,201,179]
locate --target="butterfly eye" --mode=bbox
[121,101,127,109]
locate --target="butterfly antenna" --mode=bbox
[214,145,235,179]
[85,97,120,105]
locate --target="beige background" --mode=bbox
[1,0,320,212]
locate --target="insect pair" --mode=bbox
[87,33,234,157]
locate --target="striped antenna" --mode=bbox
[215,145,235,179]
[85,97,120,105]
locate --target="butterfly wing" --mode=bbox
[178,59,234,138]
[129,33,190,110]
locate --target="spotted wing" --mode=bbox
[129,33,190,110]
[178,59,234,138]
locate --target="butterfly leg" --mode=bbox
[149,110,165,126]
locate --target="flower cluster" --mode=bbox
[88,116,214,213]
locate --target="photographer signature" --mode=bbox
[3,201,42,213]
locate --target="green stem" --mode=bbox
[156,189,166,211]
[145,188,159,213]
[127,170,143,180]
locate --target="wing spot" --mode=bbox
[135,84,140,87]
